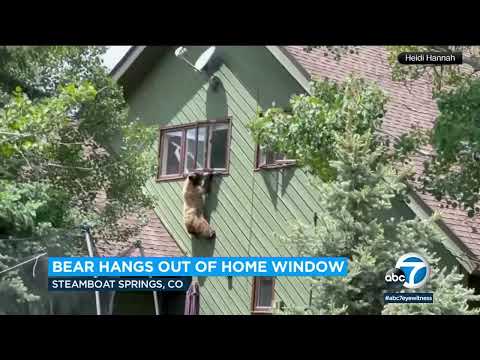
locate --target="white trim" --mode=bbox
[407,194,478,274]
[266,46,312,94]
[108,291,116,315]
[111,46,147,81]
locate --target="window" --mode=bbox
[255,145,295,170]
[251,277,275,314]
[157,119,231,180]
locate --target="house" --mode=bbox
[103,45,480,315]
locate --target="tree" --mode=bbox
[248,76,480,315]
[386,46,480,217]
[0,47,156,314]
[306,45,480,217]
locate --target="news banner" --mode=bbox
[47,255,433,304]
[48,257,347,291]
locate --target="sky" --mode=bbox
[102,46,131,70]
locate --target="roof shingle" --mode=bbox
[93,193,183,258]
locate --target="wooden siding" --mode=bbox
[126,46,333,314]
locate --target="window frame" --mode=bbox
[157,118,232,182]
[254,144,296,171]
[251,276,276,315]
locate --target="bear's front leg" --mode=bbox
[201,172,215,194]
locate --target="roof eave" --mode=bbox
[407,191,479,274]
[110,46,147,82]
[266,46,312,94]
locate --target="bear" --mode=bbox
[183,171,216,240]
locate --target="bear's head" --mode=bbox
[187,171,203,186]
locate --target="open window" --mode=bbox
[251,277,275,314]
[255,145,296,170]
[157,119,231,180]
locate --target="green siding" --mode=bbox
[128,46,325,314]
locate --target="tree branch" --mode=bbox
[461,56,480,72]
[17,149,32,170]
[377,128,431,157]
[0,131,33,138]
[45,163,93,171]
[57,142,84,146]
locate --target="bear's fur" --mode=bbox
[183,172,216,239]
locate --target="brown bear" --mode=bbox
[183,171,216,240]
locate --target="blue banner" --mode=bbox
[48,257,348,277]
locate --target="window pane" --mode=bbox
[184,128,197,173]
[196,126,207,170]
[258,147,267,167]
[161,130,183,175]
[210,123,229,169]
[257,147,290,167]
[264,149,275,165]
[256,278,274,308]
[266,151,275,164]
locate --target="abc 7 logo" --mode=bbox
[385,253,430,289]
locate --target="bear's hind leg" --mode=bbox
[186,217,215,239]
[198,217,216,240]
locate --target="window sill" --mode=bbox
[156,175,186,182]
[156,170,229,182]
[251,309,274,315]
[254,162,297,172]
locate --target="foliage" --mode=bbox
[307,45,480,216]
[249,78,389,181]
[386,45,480,215]
[303,46,359,61]
[248,76,480,315]
[0,47,157,313]
[417,79,480,217]
[386,46,479,94]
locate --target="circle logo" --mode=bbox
[395,253,430,289]
[384,268,406,289]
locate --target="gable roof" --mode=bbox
[111,46,169,96]
[110,46,480,272]
[94,208,184,258]
[93,193,184,258]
